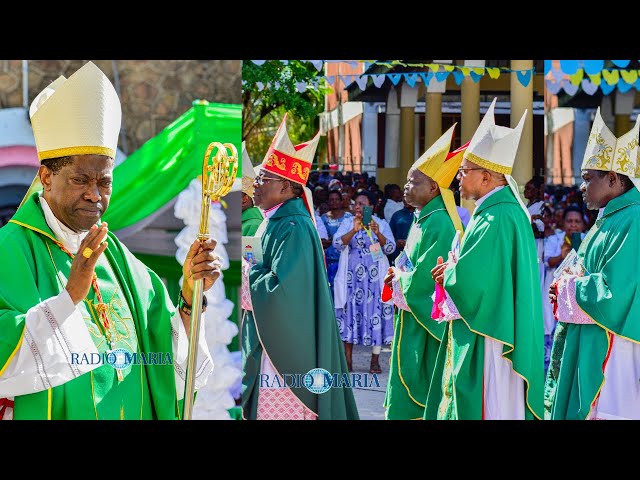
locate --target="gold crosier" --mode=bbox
[182,142,238,420]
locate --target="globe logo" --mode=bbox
[106,348,132,370]
[303,368,332,394]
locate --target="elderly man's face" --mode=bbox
[40,154,114,232]
[580,169,613,210]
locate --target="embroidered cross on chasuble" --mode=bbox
[51,250,154,420]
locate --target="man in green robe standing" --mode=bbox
[382,125,465,420]
[241,141,263,237]
[546,109,640,420]
[426,98,544,420]
[0,62,221,420]
[241,114,359,420]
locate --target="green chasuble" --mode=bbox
[242,206,264,237]
[384,194,457,420]
[0,192,184,419]
[424,186,544,420]
[242,197,359,420]
[545,187,640,420]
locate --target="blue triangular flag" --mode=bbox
[452,70,464,85]
[419,72,432,85]
[404,73,418,87]
[559,60,579,75]
[342,75,354,86]
[435,71,449,82]
[600,81,616,95]
[389,73,402,85]
[372,74,386,88]
[562,79,578,96]
[469,71,482,83]
[545,79,562,95]
[618,80,634,93]
[612,60,630,68]
[516,70,532,88]
[355,75,368,90]
[583,60,604,75]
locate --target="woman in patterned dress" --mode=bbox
[333,191,396,373]
[321,190,352,300]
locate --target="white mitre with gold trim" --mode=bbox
[18,62,122,208]
[582,107,639,184]
[242,141,256,198]
[464,97,530,219]
[30,61,121,161]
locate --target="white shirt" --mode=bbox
[474,185,505,210]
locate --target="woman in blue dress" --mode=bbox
[333,191,396,373]
[321,190,352,300]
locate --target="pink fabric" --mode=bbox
[241,259,253,311]
[431,283,446,320]
[391,275,410,312]
[556,275,595,324]
[256,387,318,420]
[431,286,461,323]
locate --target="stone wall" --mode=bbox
[0,59,241,153]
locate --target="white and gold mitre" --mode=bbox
[29,61,122,161]
[463,97,526,175]
[581,107,639,180]
[242,141,256,198]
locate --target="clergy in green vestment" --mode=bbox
[241,114,359,420]
[0,62,221,420]
[241,141,263,237]
[425,98,544,420]
[545,109,640,420]
[383,125,466,420]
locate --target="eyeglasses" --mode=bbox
[254,174,286,186]
[457,167,485,177]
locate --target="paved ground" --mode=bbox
[351,343,391,420]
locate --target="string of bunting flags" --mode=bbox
[244,60,536,92]
[545,60,640,96]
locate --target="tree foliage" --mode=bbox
[242,60,329,165]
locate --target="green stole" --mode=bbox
[242,197,359,420]
[545,187,640,419]
[384,194,456,420]
[0,192,182,419]
[424,187,545,420]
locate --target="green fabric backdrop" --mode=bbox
[102,100,241,230]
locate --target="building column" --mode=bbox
[384,86,400,170]
[510,60,534,186]
[425,73,447,149]
[461,76,480,143]
[399,82,418,180]
[460,61,482,213]
[614,90,634,136]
